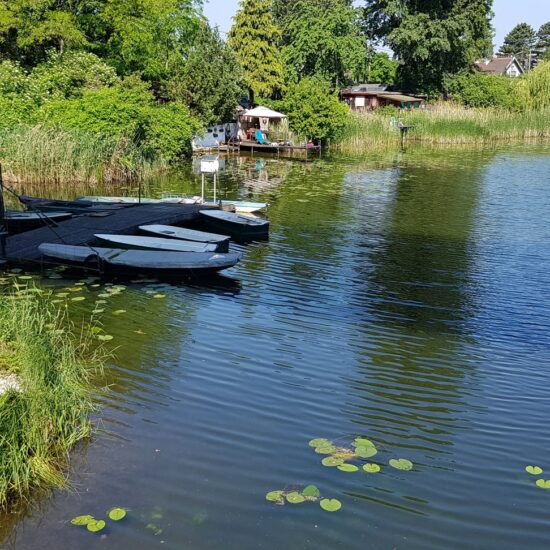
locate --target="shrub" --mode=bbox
[518,60,550,111]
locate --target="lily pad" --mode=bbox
[71,515,95,526]
[322,457,344,467]
[98,293,111,298]
[71,296,86,302]
[286,492,305,504]
[113,310,127,315]
[354,438,375,448]
[536,479,550,489]
[86,520,106,532]
[363,463,381,473]
[97,334,114,342]
[309,438,331,448]
[389,458,413,471]
[302,485,321,498]
[266,490,284,502]
[90,326,103,334]
[337,464,359,473]
[355,446,377,458]
[18,275,33,280]
[93,309,105,314]
[153,294,166,299]
[526,466,543,476]
[320,498,342,512]
[315,445,338,454]
[108,507,126,521]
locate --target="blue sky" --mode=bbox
[202,0,550,50]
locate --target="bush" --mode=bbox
[518,60,550,111]
[444,72,520,110]
[279,77,349,143]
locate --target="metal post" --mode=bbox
[201,173,205,202]
[213,172,217,203]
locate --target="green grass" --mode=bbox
[0,125,167,186]
[338,103,550,152]
[0,287,104,506]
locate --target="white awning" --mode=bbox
[241,106,287,119]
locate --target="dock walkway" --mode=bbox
[6,203,213,266]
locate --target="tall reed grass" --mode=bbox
[0,288,103,506]
[0,125,167,186]
[338,103,550,152]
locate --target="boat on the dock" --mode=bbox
[218,200,268,214]
[200,210,269,240]
[77,195,204,205]
[20,195,131,214]
[139,225,230,253]
[38,244,242,276]
[4,210,72,234]
[94,234,218,253]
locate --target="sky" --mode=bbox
[202,0,550,51]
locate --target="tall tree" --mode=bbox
[499,23,536,68]
[536,22,550,54]
[166,25,245,124]
[275,0,367,87]
[364,0,494,94]
[229,0,284,103]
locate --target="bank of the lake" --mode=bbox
[0,287,103,506]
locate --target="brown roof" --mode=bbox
[378,93,423,103]
[476,57,522,75]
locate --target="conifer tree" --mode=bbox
[229,0,284,103]
[499,23,536,69]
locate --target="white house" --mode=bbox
[475,56,525,77]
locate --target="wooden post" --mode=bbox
[0,164,7,266]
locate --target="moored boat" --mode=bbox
[139,225,230,253]
[38,244,242,277]
[94,234,218,253]
[4,210,72,234]
[20,195,131,214]
[219,200,268,214]
[199,209,269,240]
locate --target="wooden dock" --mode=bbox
[6,203,215,267]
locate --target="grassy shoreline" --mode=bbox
[337,104,550,152]
[0,286,103,507]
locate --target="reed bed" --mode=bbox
[338,103,550,152]
[0,287,103,506]
[0,125,166,186]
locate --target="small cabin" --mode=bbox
[475,56,524,78]
[340,84,425,111]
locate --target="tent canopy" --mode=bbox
[241,106,287,119]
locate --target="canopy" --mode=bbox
[241,106,287,119]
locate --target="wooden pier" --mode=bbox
[6,203,215,267]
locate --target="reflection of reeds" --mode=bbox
[338,104,550,152]
[0,125,167,186]
[0,288,104,506]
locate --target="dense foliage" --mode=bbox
[499,23,536,69]
[229,0,284,102]
[363,0,494,94]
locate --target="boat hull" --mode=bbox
[4,211,72,234]
[139,225,230,253]
[199,210,269,241]
[94,234,218,253]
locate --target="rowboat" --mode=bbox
[38,244,242,277]
[220,200,268,214]
[20,195,131,214]
[77,195,204,205]
[199,210,269,240]
[4,211,72,234]
[139,225,230,253]
[94,234,218,253]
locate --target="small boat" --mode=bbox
[19,195,132,214]
[200,210,269,240]
[77,195,204,205]
[4,210,72,234]
[219,200,268,214]
[94,234,218,253]
[38,244,242,277]
[139,225,230,253]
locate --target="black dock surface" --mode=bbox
[6,203,214,265]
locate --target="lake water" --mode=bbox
[2,145,550,549]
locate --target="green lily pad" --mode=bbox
[71,515,95,526]
[354,438,375,448]
[389,458,413,471]
[526,466,543,476]
[98,293,111,298]
[315,445,338,454]
[536,479,550,489]
[86,520,106,532]
[90,326,103,334]
[363,463,381,473]
[153,294,166,299]
[320,498,342,512]
[286,492,305,504]
[266,490,284,502]
[18,275,33,280]
[337,464,359,473]
[302,485,321,498]
[355,445,377,458]
[309,438,331,448]
[322,457,344,467]
[113,310,127,315]
[71,296,86,302]
[97,334,114,341]
[93,309,105,314]
[108,507,126,521]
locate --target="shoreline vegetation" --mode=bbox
[0,286,104,507]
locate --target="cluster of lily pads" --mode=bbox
[71,507,127,533]
[309,437,413,473]
[525,465,550,489]
[266,485,342,512]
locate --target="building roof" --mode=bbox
[476,56,524,75]
[241,106,287,119]
[378,93,423,103]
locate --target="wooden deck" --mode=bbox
[195,141,322,157]
[6,203,216,266]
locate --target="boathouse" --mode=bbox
[340,84,425,111]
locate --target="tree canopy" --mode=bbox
[363,0,494,94]
[229,0,284,102]
[536,22,550,56]
[499,23,536,69]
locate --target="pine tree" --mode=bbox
[499,23,536,69]
[537,22,550,54]
[229,0,284,103]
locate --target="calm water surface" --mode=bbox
[2,145,550,549]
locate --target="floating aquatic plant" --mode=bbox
[71,515,95,526]
[71,296,86,302]
[389,458,413,471]
[113,310,127,315]
[265,485,325,507]
[525,465,543,476]
[322,457,344,467]
[535,479,550,489]
[319,498,342,512]
[286,492,305,504]
[108,507,127,521]
[355,446,377,459]
[97,334,114,342]
[302,485,321,498]
[309,438,331,448]
[363,463,381,473]
[337,464,358,473]
[87,520,106,532]
[266,490,285,503]
[153,294,166,299]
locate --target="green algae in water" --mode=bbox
[389,458,413,471]
[320,499,342,512]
